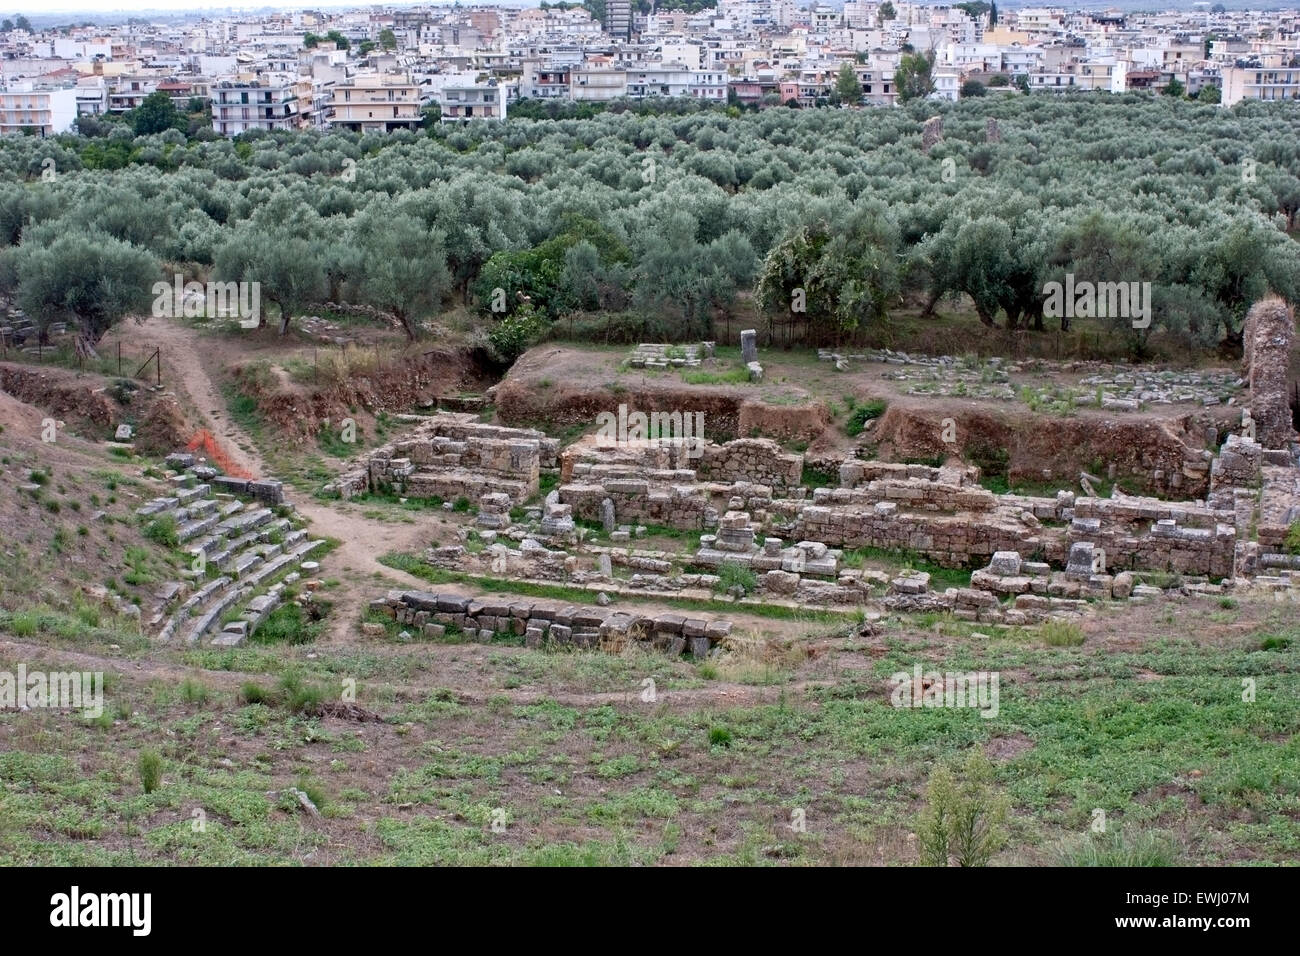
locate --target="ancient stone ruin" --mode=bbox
[350,305,1300,652]
[333,412,559,504]
[372,589,733,656]
[1242,297,1296,450]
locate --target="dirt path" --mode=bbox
[0,637,837,710]
[132,316,434,642]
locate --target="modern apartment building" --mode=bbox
[439,75,505,122]
[605,0,633,42]
[1220,55,1300,105]
[331,72,423,132]
[0,83,78,135]
[211,75,299,135]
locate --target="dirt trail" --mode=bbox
[0,637,837,710]
[132,316,433,641]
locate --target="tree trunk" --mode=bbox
[75,328,100,360]
[395,309,414,341]
[921,288,942,317]
[279,307,292,336]
[976,306,996,328]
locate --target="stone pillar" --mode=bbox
[921,115,944,154]
[740,329,758,364]
[1242,297,1296,449]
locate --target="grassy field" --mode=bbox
[2,591,1296,866]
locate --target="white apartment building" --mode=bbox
[0,83,77,135]
[107,76,157,112]
[932,70,960,101]
[439,74,506,122]
[211,75,299,135]
[570,63,627,101]
[74,78,109,115]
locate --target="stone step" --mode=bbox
[136,497,179,517]
[258,518,292,542]
[217,500,245,519]
[177,514,220,543]
[175,483,212,505]
[231,551,265,579]
[216,507,274,538]
[177,498,219,521]
[184,584,249,645]
[157,575,231,641]
[243,539,327,589]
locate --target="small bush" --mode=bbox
[1286,521,1300,555]
[278,673,326,714]
[1040,618,1085,647]
[179,678,209,704]
[487,304,548,362]
[845,399,888,437]
[239,681,272,704]
[138,750,163,794]
[916,751,1009,867]
[143,515,178,547]
[713,562,757,595]
[708,726,733,748]
[1260,635,1292,651]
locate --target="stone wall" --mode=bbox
[371,589,733,657]
[335,413,552,504]
[1243,297,1296,449]
[696,438,803,488]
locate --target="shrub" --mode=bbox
[1286,521,1300,555]
[278,673,326,714]
[239,681,271,704]
[487,304,548,363]
[1040,618,1085,647]
[143,515,178,547]
[917,751,1010,867]
[845,399,888,437]
[137,750,163,794]
[179,678,209,704]
[709,726,733,748]
[714,562,757,595]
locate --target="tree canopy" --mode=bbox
[0,94,1295,356]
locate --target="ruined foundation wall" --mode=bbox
[1243,297,1296,449]
[696,438,803,488]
